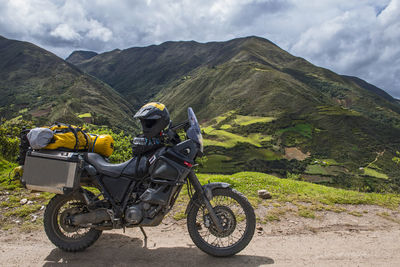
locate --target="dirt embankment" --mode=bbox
[1,204,400,266]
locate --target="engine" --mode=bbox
[124,202,163,225]
[125,185,174,225]
[125,204,143,224]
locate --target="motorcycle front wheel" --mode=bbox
[44,192,102,252]
[187,187,256,257]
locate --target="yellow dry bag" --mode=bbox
[45,124,90,151]
[89,134,114,157]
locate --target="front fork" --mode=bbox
[187,171,224,232]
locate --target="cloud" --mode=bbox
[0,0,113,50]
[50,24,80,41]
[0,0,399,98]
[290,0,400,98]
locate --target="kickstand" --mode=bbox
[140,226,147,248]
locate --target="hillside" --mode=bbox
[0,36,135,132]
[68,36,400,191]
[68,37,400,124]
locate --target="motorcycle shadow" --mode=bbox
[43,232,274,267]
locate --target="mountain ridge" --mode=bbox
[67,36,399,120]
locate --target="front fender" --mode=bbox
[185,182,230,214]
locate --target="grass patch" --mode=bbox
[305,164,329,175]
[202,113,275,149]
[203,128,272,148]
[278,123,312,138]
[4,204,42,218]
[298,208,315,219]
[348,210,363,217]
[197,172,400,209]
[362,168,389,179]
[317,106,361,116]
[200,154,235,173]
[263,207,287,222]
[77,112,92,118]
[233,115,275,126]
[314,159,339,166]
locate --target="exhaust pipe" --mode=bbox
[70,209,111,225]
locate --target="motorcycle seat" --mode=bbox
[86,153,135,178]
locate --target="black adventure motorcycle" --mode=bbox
[36,108,255,257]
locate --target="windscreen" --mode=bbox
[187,107,203,153]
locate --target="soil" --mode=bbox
[1,204,400,266]
[284,147,310,161]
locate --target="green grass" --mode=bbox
[305,164,329,175]
[233,115,275,126]
[298,208,316,219]
[201,154,235,173]
[202,113,274,148]
[220,124,232,129]
[0,158,19,190]
[278,123,313,138]
[77,112,92,118]
[196,172,400,208]
[4,204,42,218]
[314,159,340,166]
[362,168,389,179]
[203,127,272,148]
[317,106,361,116]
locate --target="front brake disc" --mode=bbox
[205,205,237,238]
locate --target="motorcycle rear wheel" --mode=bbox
[187,188,256,257]
[44,192,102,252]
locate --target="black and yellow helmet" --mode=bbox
[134,102,170,138]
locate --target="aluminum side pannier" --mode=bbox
[22,150,83,194]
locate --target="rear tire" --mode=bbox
[44,192,102,252]
[187,188,256,257]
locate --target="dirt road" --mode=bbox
[1,213,400,267]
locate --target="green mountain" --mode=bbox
[0,36,135,132]
[68,36,400,191]
[65,50,98,65]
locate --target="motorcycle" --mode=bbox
[39,108,256,257]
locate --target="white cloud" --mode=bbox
[86,19,112,42]
[50,23,80,41]
[0,0,399,98]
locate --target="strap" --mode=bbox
[92,135,99,153]
[76,128,89,151]
[68,125,79,151]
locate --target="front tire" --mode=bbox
[44,192,102,252]
[187,188,256,257]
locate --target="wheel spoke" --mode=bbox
[192,191,249,249]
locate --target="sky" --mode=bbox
[0,0,399,98]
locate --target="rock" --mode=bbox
[31,215,38,222]
[20,198,28,205]
[258,190,272,199]
[40,205,45,210]
[27,200,33,205]
[256,226,263,231]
